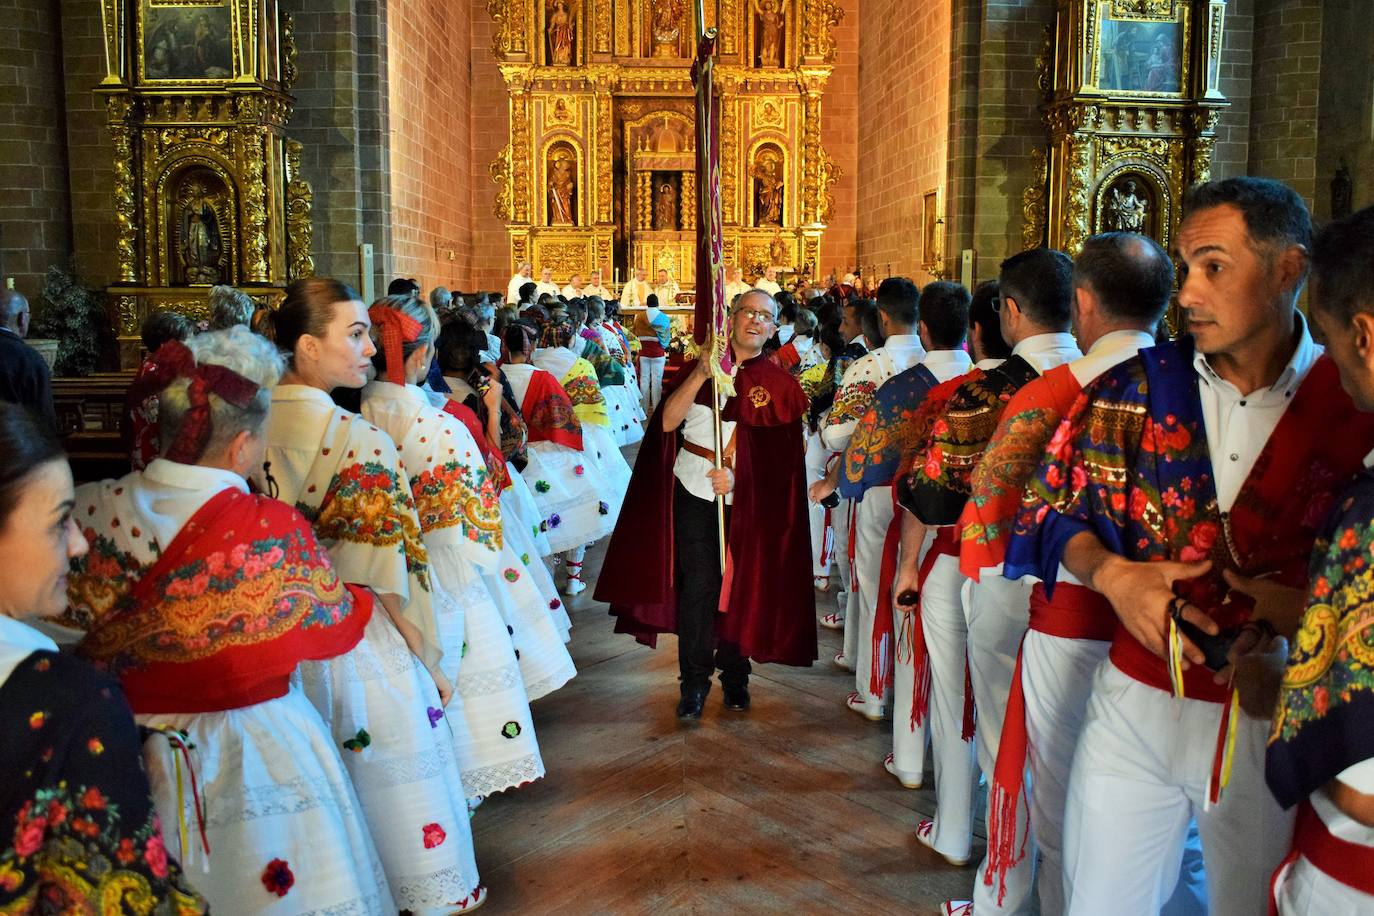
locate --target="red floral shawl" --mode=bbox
[69,486,369,714]
[519,368,584,451]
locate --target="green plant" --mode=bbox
[30,262,108,376]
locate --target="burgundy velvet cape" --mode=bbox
[596,354,818,666]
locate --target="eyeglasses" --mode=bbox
[733,308,777,325]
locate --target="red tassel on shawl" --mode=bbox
[869,509,903,697]
[818,503,835,568]
[985,642,1030,907]
[962,655,977,741]
[899,526,958,731]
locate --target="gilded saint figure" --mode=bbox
[181,201,222,285]
[757,0,784,68]
[547,0,574,66]
[651,0,684,57]
[752,151,784,227]
[655,182,678,231]
[1104,179,1147,234]
[549,154,576,225]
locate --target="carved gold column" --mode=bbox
[637,171,653,230]
[593,0,612,54]
[680,171,696,230]
[593,71,615,226]
[720,77,740,225]
[801,73,825,225]
[508,75,533,225]
[106,94,138,283]
[285,140,315,280]
[236,97,270,283]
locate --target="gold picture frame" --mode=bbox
[138,0,234,84]
[921,188,941,271]
[1092,2,1190,97]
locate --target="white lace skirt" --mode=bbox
[431,556,545,797]
[296,612,481,912]
[140,687,392,915]
[604,383,646,446]
[580,423,632,522]
[502,468,553,557]
[483,539,578,702]
[497,503,572,641]
[520,441,615,553]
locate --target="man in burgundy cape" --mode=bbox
[596,290,817,718]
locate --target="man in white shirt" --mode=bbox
[620,268,652,308]
[561,273,585,299]
[534,267,561,301]
[506,261,533,303]
[1046,179,1332,916]
[724,265,752,304]
[819,278,927,720]
[653,268,681,304]
[583,269,613,301]
[755,265,782,296]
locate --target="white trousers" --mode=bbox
[805,433,833,580]
[907,551,977,861]
[966,575,1036,914]
[639,355,666,412]
[1276,855,1374,914]
[851,488,894,711]
[1063,661,1296,916]
[835,499,856,658]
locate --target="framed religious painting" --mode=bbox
[138,0,235,84]
[921,189,941,272]
[1092,0,1190,97]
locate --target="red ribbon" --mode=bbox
[368,305,422,385]
[142,340,261,465]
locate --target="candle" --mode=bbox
[614,267,620,284]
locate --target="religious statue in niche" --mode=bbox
[756,0,784,68]
[769,234,787,270]
[1104,179,1148,233]
[548,149,577,225]
[547,0,575,66]
[179,187,223,285]
[752,148,784,226]
[655,181,679,231]
[651,0,685,57]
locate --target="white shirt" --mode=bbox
[561,285,584,299]
[821,333,927,451]
[620,279,652,308]
[674,401,736,506]
[653,281,680,303]
[754,278,782,295]
[534,281,561,301]
[1011,331,1082,375]
[583,284,613,300]
[1195,314,1320,512]
[921,348,974,385]
[0,614,57,688]
[974,357,1007,372]
[134,459,248,548]
[776,325,795,346]
[507,273,532,303]
[725,280,752,303]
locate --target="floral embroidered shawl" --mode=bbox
[361,382,504,570]
[536,349,610,429]
[1268,470,1374,808]
[838,363,939,501]
[508,364,584,451]
[1011,338,1374,699]
[959,363,1082,578]
[65,483,367,714]
[892,370,985,519]
[578,329,626,387]
[260,392,443,670]
[904,356,1038,527]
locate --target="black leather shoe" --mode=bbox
[722,683,750,711]
[676,688,708,719]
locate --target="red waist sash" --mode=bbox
[1111,628,1229,703]
[639,340,666,359]
[1028,582,1115,641]
[1270,800,1374,913]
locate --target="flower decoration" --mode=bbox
[502,721,522,739]
[261,858,294,897]
[503,568,520,583]
[598,501,609,516]
[521,553,530,565]
[535,480,551,493]
[574,464,585,477]
[87,737,104,756]
[427,707,444,728]
[422,823,447,848]
[28,711,46,730]
[342,729,372,753]
[539,520,549,532]
[549,599,562,611]
[549,514,562,528]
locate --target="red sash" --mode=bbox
[984,582,1113,905]
[81,488,370,714]
[1270,800,1374,913]
[776,340,801,371]
[639,340,666,359]
[892,526,958,728]
[440,400,512,491]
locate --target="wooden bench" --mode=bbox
[52,373,135,483]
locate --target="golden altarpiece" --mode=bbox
[95,0,312,367]
[1025,0,1228,265]
[487,0,845,297]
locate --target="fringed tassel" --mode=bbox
[1206,687,1241,810]
[150,726,211,865]
[911,642,932,733]
[847,500,859,592]
[869,514,904,698]
[1166,615,1187,698]
[961,654,977,741]
[819,505,834,568]
[984,644,1029,907]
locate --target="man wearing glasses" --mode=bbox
[598,290,817,719]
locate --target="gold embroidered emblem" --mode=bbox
[747,385,771,408]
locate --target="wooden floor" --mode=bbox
[472,521,984,915]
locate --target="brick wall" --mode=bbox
[1315,0,1374,219]
[467,6,511,293]
[1211,0,1253,180]
[0,0,72,298]
[387,0,473,291]
[818,0,859,278]
[1248,0,1323,207]
[855,0,952,282]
